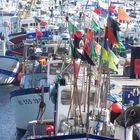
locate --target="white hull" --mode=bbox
[0,56,19,84]
[10,88,54,130]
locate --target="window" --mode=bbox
[61,90,71,105]
[49,63,62,75]
[22,24,28,27]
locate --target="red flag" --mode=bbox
[73,61,79,78]
[35,28,43,37]
[94,7,104,15]
[84,43,90,54]
[108,27,118,46]
[108,4,115,13]
[41,20,47,26]
[87,29,92,42]
[71,31,82,39]
[75,31,82,38]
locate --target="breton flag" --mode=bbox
[117,7,131,22]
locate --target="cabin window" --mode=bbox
[48,47,54,54]
[22,24,28,27]
[61,90,71,105]
[49,63,62,75]
[61,89,85,105]
[30,23,35,26]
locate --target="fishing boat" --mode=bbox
[8,16,62,55]
[10,55,64,138]
[0,39,19,84]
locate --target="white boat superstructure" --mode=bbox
[0,40,19,84]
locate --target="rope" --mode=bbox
[36,88,46,122]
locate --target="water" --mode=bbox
[0,84,18,140]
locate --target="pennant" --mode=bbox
[117,7,131,22]
[35,28,43,37]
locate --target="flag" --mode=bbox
[91,19,100,31]
[41,20,48,26]
[109,59,118,72]
[117,7,131,22]
[107,16,120,41]
[108,49,119,71]
[103,39,108,51]
[70,39,85,61]
[108,49,119,65]
[84,43,90,54]
[94,7,104,15]
[116,31,122,42]
[95,43,101,54]
[101,47,108,62]
[107,16,120,32]
[89,42,97,60]
[87,28,92,42]
[108,27,118,45]
[73,34,81,48]
[68,20,80,34]
[35,28,43,37]
[108,4,115,13]
[101,39,108,62]
[75,31,82,38]
[83,51,95,66]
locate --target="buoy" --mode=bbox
[111,102,122,113]
[46,125,54,136]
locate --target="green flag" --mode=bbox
[109,58,118,72]
[116,31,122,42]
[89,42,97,60]
[108,48,119,71]
[68,20,80,33]
[91,19,100,31]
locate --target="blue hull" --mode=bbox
[26,134,116,140]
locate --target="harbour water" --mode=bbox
[0,84,18,140]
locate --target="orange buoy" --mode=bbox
[111,102,122,113]
[46,125,54,136]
